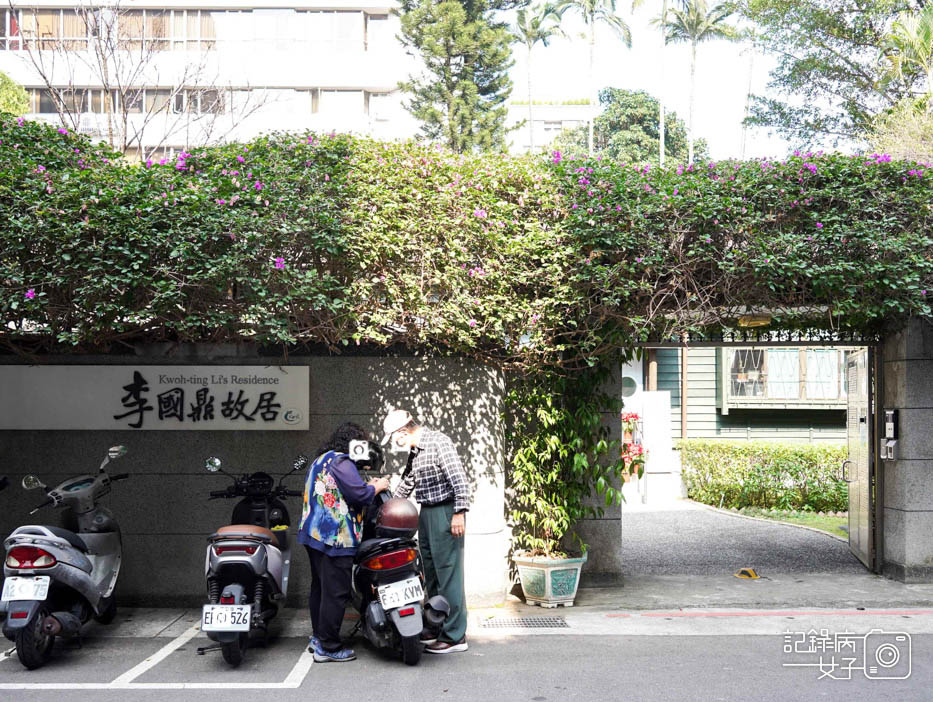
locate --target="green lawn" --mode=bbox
[737,508,848,539]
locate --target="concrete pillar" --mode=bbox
[882,318,933,582]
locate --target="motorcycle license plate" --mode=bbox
[201,604,251,632]
[378,577,423,609]
[1,576,50,602]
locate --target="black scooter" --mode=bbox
[350,441,449,666]
[198,455,307,667]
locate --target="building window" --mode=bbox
[173,88,226,114]
[302,11,364,53]
[366,91,391,120]
[364,13,390,51]
[16,9,92,50]
[725,348,853,404]
[320,89,363,115]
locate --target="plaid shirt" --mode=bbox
[394,429,470,513]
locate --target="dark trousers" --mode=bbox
[305,546,353,652]
[419,503,467,643]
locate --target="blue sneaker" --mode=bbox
[313,646,357,662]
[308,636,321,654]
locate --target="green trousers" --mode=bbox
[419,503,467,643]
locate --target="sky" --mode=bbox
[507,6,794,160]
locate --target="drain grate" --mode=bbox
[480,617,569,629]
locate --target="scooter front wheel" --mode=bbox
[16,607,55,670]
[95,595,117,625]
[221,633,248,667]
[400,634,422,666]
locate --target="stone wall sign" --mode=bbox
[0,365,309,430]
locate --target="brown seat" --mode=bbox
[210,524,276,543]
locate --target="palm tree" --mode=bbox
[882,5,933,99]
[514,4,565,152]
[633,0,688,167]
[555,0,632,155]
[658,0,737,164]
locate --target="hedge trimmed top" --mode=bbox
[2,117,931,368]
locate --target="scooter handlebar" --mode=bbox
[285,489,303,497]
[110,473,130,481]
[29,498,54,514]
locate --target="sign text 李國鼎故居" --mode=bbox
[0,365,309,430]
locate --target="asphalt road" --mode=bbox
[2,633,931,702]
[3,605,932,702]
[619,503,864,576]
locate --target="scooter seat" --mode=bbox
[210,524,275,543]
[34,526,89,553]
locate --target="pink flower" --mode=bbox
[24,288,35,299]
[236,155,245,163]
[552,151,562,164]
[215,199,226,205]
[274,257,285,269]
[254,181,263,191]
[473,209,487,218]
[816,222,823,229]
[468,319,477,328]
[57,128,68,135]
[16,117,24,126]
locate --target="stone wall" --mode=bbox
[0,349,509,606]
[882,318,933,582]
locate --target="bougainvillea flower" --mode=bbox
[25,289,35,299]
[274,257,285,269]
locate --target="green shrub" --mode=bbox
[679,440,848,512]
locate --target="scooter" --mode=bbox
[0,445,130,670]
[198,454,307,667]
[350,440,450,666]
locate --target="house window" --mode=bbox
[725,348,853,405]
[364,13,390,51]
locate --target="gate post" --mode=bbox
[880,318,933,582]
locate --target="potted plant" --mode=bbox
[506,368,627,607]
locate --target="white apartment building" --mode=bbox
[0,1,420,157]
[505,101,591,154]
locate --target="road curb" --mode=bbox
[695,501,848,543]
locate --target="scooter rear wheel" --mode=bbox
[16,607,55,670]
[400,634,422,666]
[221,633,248,667]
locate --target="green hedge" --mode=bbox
[679,439,848,512]
[2,116,932,369]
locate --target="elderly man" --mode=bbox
[381,409,470,653]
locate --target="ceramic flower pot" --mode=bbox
[513,551,588,608]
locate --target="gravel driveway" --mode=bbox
[620,501,867,576]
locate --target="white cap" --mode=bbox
[381,409,413,445]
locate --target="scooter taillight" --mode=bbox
[213,545,257,556]
[363,548,417,571]
[6,546,56,569]
[220,595,236,604]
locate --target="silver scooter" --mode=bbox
[0,445,130,669]
[198,454,306,667]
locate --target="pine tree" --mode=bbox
[399,0,514,152]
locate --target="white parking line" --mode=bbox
[0,632,315,691]
[110,623,201,685]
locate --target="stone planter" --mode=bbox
[513,552,587,608]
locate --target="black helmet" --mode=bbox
[348,439,385,473]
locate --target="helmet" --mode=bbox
[348,439,385,473]
[375,498,418,537]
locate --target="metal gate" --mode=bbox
[842,348,873,569]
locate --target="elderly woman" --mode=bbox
[298,422,389,662]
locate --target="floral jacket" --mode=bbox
[297,450,374,556]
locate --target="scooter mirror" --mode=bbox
[205,457,222,472]
[109,445,128,460]
[22,474,45,491]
